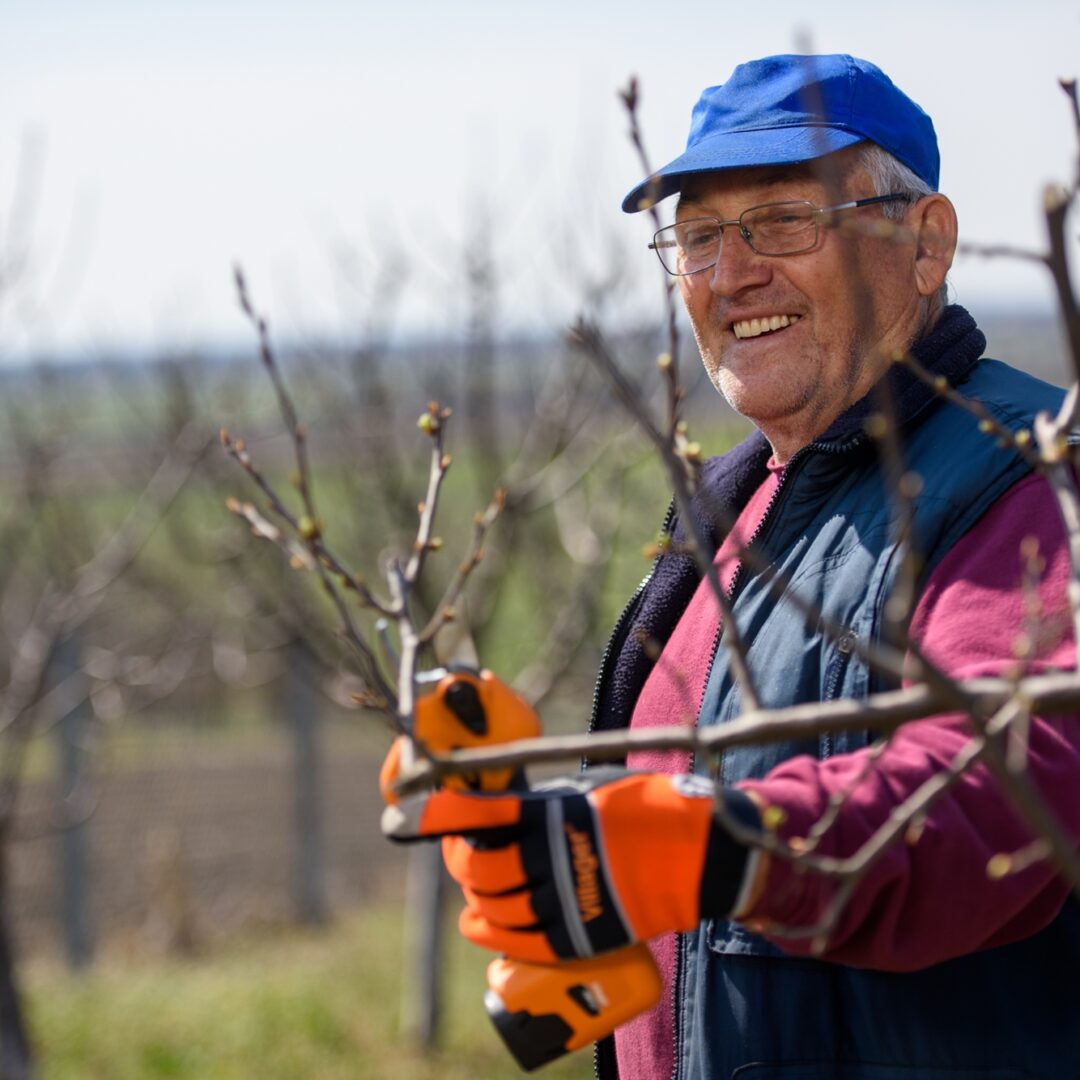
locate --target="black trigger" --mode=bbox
[444,679,487,736]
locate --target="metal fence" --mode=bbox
[8,652,404,967]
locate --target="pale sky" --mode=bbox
[2,0,1079,360]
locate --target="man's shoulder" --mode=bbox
[960,357,1066,422]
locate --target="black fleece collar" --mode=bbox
[817,304,987,444]
[690,304,986,546]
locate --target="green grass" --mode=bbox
[27,906,594,1080]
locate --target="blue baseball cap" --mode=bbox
[622,54,939,213]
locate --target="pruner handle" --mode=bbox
[485,945,662,1072]
[380,667,541,803]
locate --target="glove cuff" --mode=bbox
[698,787,761,919]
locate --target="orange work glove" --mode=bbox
[381,769,760,964]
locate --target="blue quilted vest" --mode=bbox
[590,309,1080,1079]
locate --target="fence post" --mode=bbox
[401,843,446,1049]
[55,634,92,970]
[286,642,327,924]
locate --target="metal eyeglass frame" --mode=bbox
[648,193,911,276]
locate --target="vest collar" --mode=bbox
[815,303,986,446]
[691,305,986,547]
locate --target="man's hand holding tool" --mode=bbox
[379,667,760,1071]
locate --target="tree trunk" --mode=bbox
[0,851,33,1080]
[400,843,447,1050]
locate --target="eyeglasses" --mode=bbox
[649,194,911,276]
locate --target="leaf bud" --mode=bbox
[898,471,924,499]
[298,515,321,541]
[1019,535,1040,561]
[863,413,888,439]
[1012,632,1034,660]
[417,413,438,434]
[642,534,672,559]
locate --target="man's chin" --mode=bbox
[710,369,810,426]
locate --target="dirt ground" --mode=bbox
[8,727,408,962]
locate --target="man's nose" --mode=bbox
[706,227,772,297]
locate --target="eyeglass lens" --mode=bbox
[654,201,819,275]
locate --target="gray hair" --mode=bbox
[855,141,948,310]
[855,142,935,216]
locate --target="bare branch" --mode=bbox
[417,489,504,646]
[572,319,762,711]
[1043,186,1080,417]
[391,668,1080,795]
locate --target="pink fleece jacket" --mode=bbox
[741,470,1079,966]
[616,468,1079,1080]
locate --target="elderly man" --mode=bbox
[388,55,1080,1078]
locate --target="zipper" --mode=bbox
[823,630,857,701]
[821,629,857,759]
[666,433,866,1080]
[591,500,676,1078]
[595,433,868,1080]
[664,465,793,1080]
[668,931,687,1080]
[586,499,677,750]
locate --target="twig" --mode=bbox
[955,240,1049,265]
[1059,78,1080,192]
[219,431,391,613]
[1043,186,1080,419]
[572,319,761,711]
[896,352,1042,469]
[229,270,405,713]
[1034,409,1080,662]
[391,668,1080,795]
[618,78,683,438]
[418,490,505,645]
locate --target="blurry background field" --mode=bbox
[0,324,744,1077]
[26,905,591,1079]
[0,311,1065,1078]
[3,1,1078,1074]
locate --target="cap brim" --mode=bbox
[621,126,865,213]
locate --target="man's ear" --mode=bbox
[910,194,958,299]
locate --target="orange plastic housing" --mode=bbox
[485,944,662,1071]
[380,668,541,803]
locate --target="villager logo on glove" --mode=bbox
[382,768,757,965]
[565,822,604,923]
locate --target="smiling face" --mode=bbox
[676,147,948,462]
